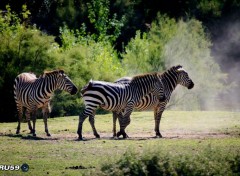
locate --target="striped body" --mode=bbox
[14,70,78,136]
[114,77,164,111]
[113,65,194,137]
[77,73,163,140]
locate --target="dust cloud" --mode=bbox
[211,16,240,111]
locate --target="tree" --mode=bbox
[122,14,177,75]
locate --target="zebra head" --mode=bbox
[174,65,194,89]
[54,70,78,95]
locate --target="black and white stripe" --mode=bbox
[77,72,164,140]
[113,65,194,137]
[14,70,78,136]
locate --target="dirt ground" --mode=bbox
[2,131,233,141]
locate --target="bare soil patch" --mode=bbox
[1,129,238,141]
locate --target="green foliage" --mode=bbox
[147,14,177,71]
[197,0,223,17]
[86,0,125,44]
[98,147,240,176]
[122,31,151,75]
[50,91,82,117]
[58,25,126,81]
[123,14,177,75]
[56,0,78,27]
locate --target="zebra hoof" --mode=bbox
[122,133,129,139]
[95,134,100,138]
[113,133,117,137]
[116,131,122,138]
[78,135,84,141]
[155,133,163,138]
[47,133,51,137]
[77,137,87,141]
[33,133,37,137]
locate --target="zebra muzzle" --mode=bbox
[70,86,78,95]
[188,82,194,89]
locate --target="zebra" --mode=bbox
[14,70,78,137]
[112,65,194,138]
[77,72,166,140]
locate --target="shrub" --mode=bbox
[122,14,177,75]
[96,146,240,176]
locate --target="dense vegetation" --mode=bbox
[98,146,240,176]
[1,0,240,122]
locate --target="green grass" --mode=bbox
[0,111,240,175]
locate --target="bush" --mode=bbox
[96,146,240,176]
[122,14,177,75]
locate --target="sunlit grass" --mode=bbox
[0,111,239,175]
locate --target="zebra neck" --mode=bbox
[130,75,158,101]
[161,71,178,93]
[39,76,58,97]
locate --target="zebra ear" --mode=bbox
[175,65,183,70]
[58,70,65,76]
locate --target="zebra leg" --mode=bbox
[117,105,134,138]
[25,109,34,135]
[89,115,100,138]
[112,112,118,137]
[77,111,88,140]
[117,112,131,139]
[31,109,37,137]
[16,105,23,134]
[154,106,164,138]
[42,104,51,136]
[117,102,134,139]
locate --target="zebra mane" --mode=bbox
[80,79,93,95]
[158,65,184,78]
[42,69,65,78]
[172,65,183,71]
[130,72,159,83]
[163,65,183,74]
